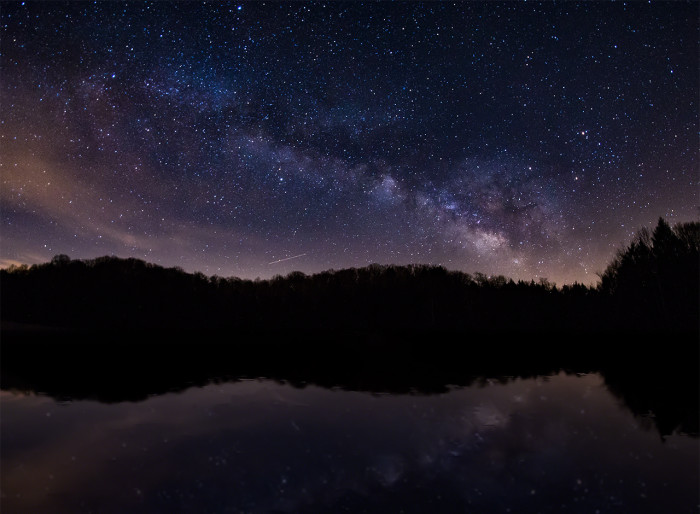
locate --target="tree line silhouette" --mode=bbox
[1,217,697,335]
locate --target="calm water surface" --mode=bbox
[2,372,698,513]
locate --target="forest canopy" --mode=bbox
[2,218,698,334]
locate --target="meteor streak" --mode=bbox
[268,253,307,265]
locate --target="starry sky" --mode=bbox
[1,2,697,285]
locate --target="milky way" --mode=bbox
[1,2,697,284]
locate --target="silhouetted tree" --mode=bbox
[51,254,71,266]
[599,218,699,332]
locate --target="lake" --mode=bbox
[2,371,698,513]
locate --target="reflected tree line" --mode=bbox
[1,335,697,438]
[1,217,698,437]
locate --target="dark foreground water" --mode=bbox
[2,372,698,513]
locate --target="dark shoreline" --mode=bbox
[2,327,697,438]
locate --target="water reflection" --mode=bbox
[2,373,698,513]
[3,337,698,438]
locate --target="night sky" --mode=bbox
[1,2,697,285]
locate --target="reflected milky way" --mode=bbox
[2,374,698,513]
[1,2,697,283]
